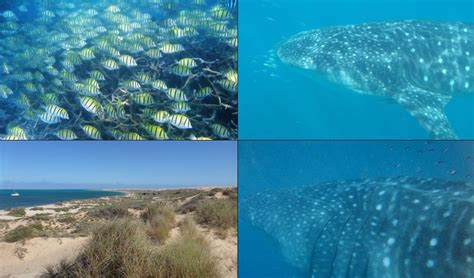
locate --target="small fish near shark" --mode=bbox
[277,20,474,139]
[241,177,474,278]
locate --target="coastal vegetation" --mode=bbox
[7,207,26,217]
[196,198,237,238]
[0,187,237,277]
[4,222,45,243]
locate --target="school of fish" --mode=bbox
[0,0,238,140]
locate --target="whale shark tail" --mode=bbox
[393,87,457,139]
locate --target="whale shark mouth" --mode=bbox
[241,177,474,277]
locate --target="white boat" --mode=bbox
[11,190,19,197]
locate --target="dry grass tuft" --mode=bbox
[157,216,220,278]
[196,198,237,237]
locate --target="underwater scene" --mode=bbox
[239,141,474,277]
[240,0,474,140]
[0,0,237,140]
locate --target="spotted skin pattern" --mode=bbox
[242,177,474,278]
[278,21,474,139]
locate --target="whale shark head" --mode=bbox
[277,29,330,72]
[276,27,371,92]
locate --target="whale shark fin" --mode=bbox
[393,88,457,139]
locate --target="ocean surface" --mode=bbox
[238,141,474,277]
[0,189,123,210]
[240,0,474,139]
[0,0,237,140]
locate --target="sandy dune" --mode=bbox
[0,237,88,278]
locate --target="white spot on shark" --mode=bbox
[383,257,391,267]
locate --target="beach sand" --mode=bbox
[0,237,88,278]
[0,188,237,278]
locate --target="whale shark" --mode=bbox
[241,177,474,278]
[277,20,474,139]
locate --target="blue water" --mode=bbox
[0,0,237,140]
[240,0,474,139]
[238,141,474,277]
[0,189,123,210]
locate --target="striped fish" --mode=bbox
[1,135,24,141]
[104,103,119,119]
[178,58,197,68]
[79,96,103,117]
[160,42,185,54]
[122,80,141,91]
[211,6,233,20]
[121,132,145,140]
[7,126,27,140]
[219,79,237,92]
[166,88,188,101]
[211,123,231,138]
[151,80,168,91]
[39,111,61,124]
[194,87,213,98]
[171,65,192,77]
[119,55,137,67]
[169,114,192,129]
[143,124,169,140]
[56,129,78,140]
[82,125,102,140]
[44,104,69,119]
[79,48,95,60]
[171,101,191,113]
[152,110,170,123]
[224,0,238,10]
[90,70,106,81]
[146,48,162,58]
[102,59,119,70]
[135,73,153,85]
[132,92,154,106]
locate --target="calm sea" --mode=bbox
[0,189,123,210]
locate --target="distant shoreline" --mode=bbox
[0,189,125,211]
[0,187,236,211]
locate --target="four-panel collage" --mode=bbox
[0,0,473,277]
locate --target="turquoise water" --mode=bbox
[239,141,474,277]
[0,189,123,210]
[240,0,474,139]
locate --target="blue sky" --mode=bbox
[0,141,237,189]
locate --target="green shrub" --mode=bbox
[196,199,237,232]
[0,220,10,230]
[58,215,76,224]
[87,205,130,220]
[4,222,44,243]
[30,213,52,221]
[7,207,26,217]
[31,207,44,211]
[52,207,70,212]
